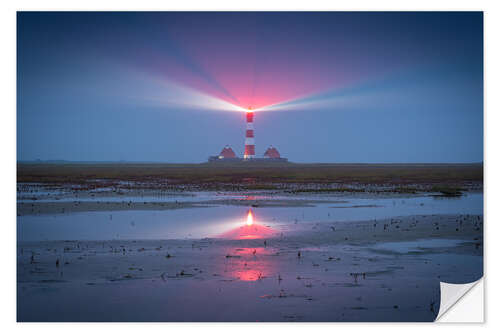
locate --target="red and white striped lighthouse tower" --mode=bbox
[244,108,255,159]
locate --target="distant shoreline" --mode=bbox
[17,161,484,165]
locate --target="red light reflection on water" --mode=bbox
[236,269,264,281]
[219,209,277,281]
[224,247,274,282]
[219,209,275,240]
[246,210,254,226]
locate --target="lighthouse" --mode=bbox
[208,107,288,163]
[244,108,255,159]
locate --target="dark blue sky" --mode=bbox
[17,12,483,163]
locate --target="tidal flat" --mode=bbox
[17,199,483,322]
[17,163,483,321]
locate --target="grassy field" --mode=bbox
[17,162,483,189]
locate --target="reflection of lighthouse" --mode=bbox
[244,108,255,159]
[246,209,254,226]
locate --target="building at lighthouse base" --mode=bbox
[208,145,288,163]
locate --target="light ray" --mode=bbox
[107,66,249,113]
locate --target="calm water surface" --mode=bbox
[17,193,483,241]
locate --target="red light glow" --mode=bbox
[223,247,274,282]
[218,209,276,240]
[236,269,263,281]
[246,210,254,226]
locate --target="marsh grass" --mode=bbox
[17,162,482,193]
